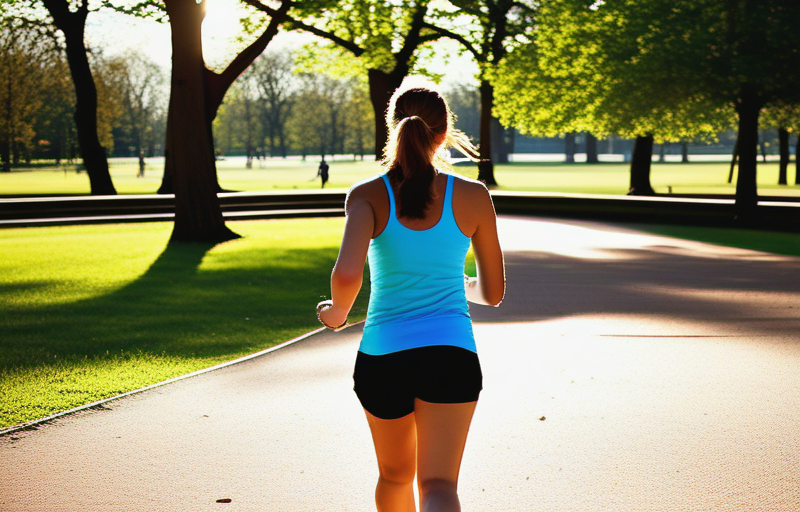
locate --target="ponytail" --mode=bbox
[386,116,438,219]
[382,86,479,219]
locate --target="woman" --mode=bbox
[317,85,505,512]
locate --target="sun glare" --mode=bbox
[201,0,253,68]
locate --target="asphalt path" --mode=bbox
[2,216,799,511]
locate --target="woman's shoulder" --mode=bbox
[346,174,388,211]
[449,172,490,199]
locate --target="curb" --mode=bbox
[0,326,333,438]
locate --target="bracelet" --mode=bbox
[324,318,348,330]
[317,300,347,330]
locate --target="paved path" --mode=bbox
[2,217,799,511]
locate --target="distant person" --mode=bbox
[317,158,329,188]
[317,85,505,512]
[137,149,145,178]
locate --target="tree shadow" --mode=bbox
[471,247,800,340]
[1,239,348,370]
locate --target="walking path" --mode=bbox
[2,216,799,511]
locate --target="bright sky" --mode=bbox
[86,0,478,89]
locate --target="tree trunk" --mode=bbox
[42,0,116,195]
[733,90,761,222]
[164,0,238,243]
[491,118,509,164]
[478,79,497,185]
[728,138,738,183]
[159,1,287,194]
[585,133,599,163]
[367,68,404,161]
[3,75,11,172]
[564,132,576,163]
[681,141,689,163]
[778,127,788,185]
[796,134,800,185]
[627,134,655,195]
[658,143,666,163]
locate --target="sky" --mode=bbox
[85,0,479,90]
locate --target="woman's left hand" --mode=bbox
[317,300,348,330]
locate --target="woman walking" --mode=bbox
[317,85,505,512]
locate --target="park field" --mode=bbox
[0,218,379,430]
[2,155,799,197]
[1,214,797,430]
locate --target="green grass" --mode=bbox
[3,156,799,197]
[0,218,370,430]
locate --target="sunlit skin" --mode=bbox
[318,121,505,510]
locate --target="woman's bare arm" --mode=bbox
[318,186,374,328]
[466,185,505,306]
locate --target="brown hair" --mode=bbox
[382,87,477,219]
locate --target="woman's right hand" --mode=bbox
[317,300,348,330]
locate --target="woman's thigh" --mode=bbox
[365,410,417,482]
[414,399,478,484]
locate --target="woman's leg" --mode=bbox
[365,410,418,512]
[414,399,478,512]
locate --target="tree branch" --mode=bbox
[394,4,431,71]
[241,0,364,56]
[421,21,481,60]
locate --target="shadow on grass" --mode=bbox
[1,240,360,370]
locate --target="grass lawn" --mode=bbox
[0,218,374,430]
[2,156,799,197]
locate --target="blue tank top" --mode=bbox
[359,173,476,356]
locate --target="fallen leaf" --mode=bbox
[539,416,546,421]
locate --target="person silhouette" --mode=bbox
[317,158,329,188]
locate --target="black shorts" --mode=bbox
[353,345,483,420]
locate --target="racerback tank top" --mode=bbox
[358,173,476,356]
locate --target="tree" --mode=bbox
[250,50,295,158]
[343,79,374,160]
[35,55,78,165]
[109,0,291,243]
[245,0,445,160]
[115,51,167,176]
[761,101,800,185]
[285,82,328,161]
[493,0,734,196]
[0,19,46,172]
[671,0,800,218]
[423,0,536,185]
[26,0,117,193]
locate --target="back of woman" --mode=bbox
[317,84,504,512]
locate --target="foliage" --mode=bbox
[0,19,53,168]
[761,101,800,133]
[493,0,737,142]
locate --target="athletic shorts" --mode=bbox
[353,345,483,420]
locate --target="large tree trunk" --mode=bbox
[627,134,655,196]
[585,133,599,163]
[778,127,788,185]
[164,0,238,243]
[564,132,576,163]
[478,79,497,186]
[367,68,404,161]
[733,90,761,221]
[160,1,287,194]
[681,141,689,163]
[42,0,115,195]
